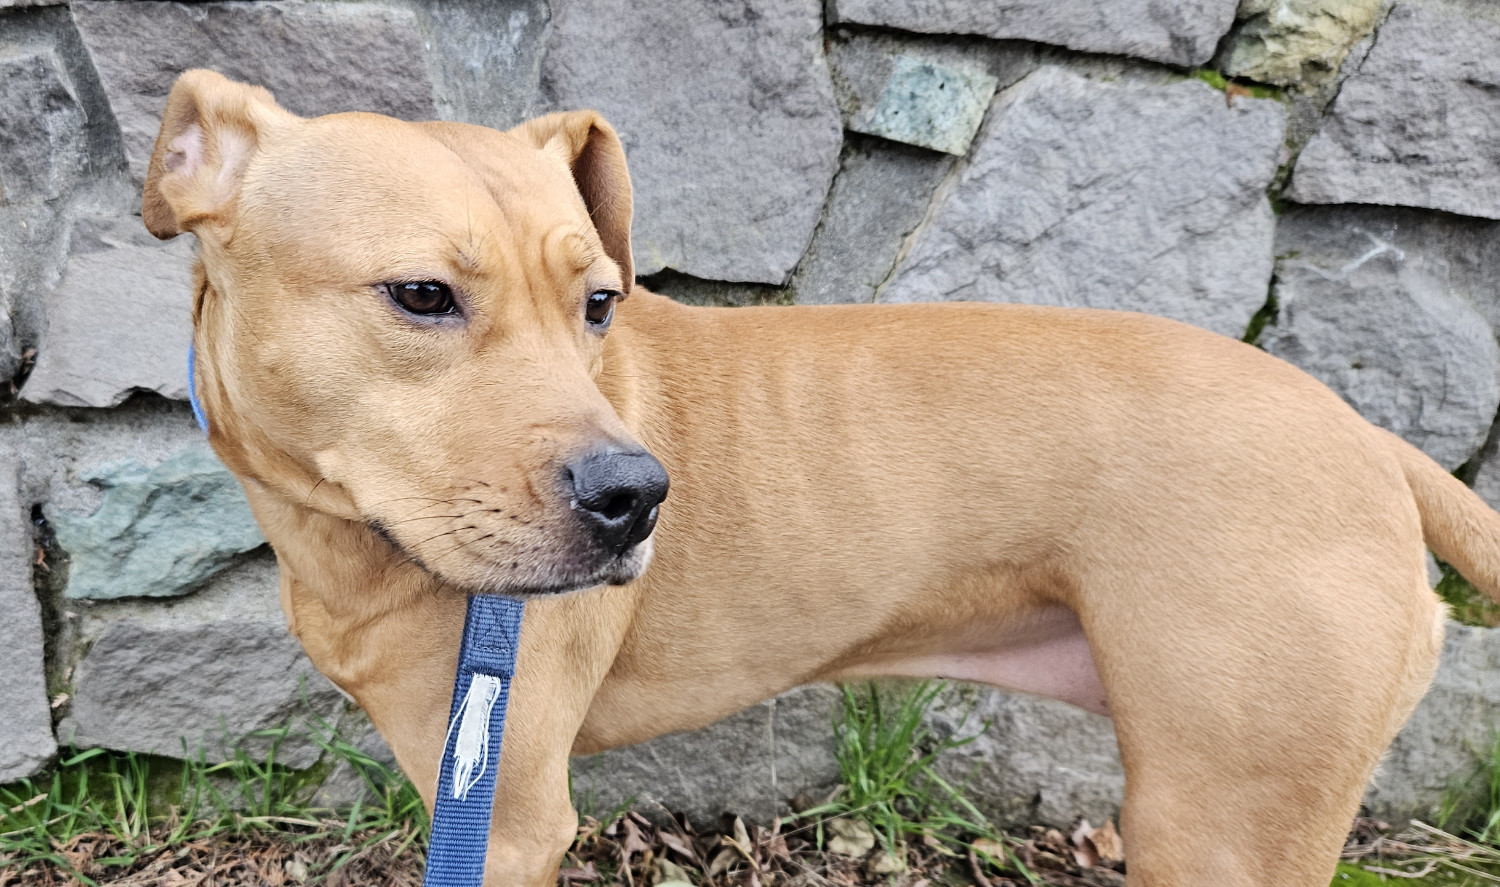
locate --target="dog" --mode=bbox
[138,68,1500,886]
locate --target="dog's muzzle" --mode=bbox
[566,449,669,555]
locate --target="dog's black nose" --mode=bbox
[567,450,669,554]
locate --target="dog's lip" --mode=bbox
[498,550,648,597]
[365,514,650,596]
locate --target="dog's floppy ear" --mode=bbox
[142,69,297,239]
[520,111,635,294]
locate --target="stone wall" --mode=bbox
[3,0,1500,830]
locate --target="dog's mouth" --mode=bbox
[367,517,655,597]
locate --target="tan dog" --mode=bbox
[139,69,1500,886]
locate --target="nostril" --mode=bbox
[596,491,638,523]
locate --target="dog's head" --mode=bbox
[142,70,667,596]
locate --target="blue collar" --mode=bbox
[187,344,209,433]
[188,343,522,886]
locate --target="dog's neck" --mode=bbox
[237,478,445,689]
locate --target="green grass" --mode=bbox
[1190,68,1285,100]
[1241,287,1279,346]
[1441,732,1500,845]
[1436,561,1500,627]
[797,681,1039,879]
[0,722,427,884]
[1333,862,1392,885]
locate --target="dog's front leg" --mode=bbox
[327,595,598,886]
[349,594,616,885]
[477,603,617,887]
[262,502,626,885]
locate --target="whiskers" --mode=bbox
[362,477,544,584]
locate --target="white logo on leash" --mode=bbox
[446,673,504,801]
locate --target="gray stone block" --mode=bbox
[1473,440,1500,515]
[0,191,99,389]
[3,402,323,773]
[1365,622,1500,823]
[1261,206,1500,471]
[0,2,128,385]
[22,215,195,407]
[71,0,438,182]
[929,685,1122,828]
[570,684,840,827]
[47,444,265,601]
[791,136,953,305]
[540,0,841,285]
[828,29,1041,127]
[1217,0,1386,87]
[7,398,206,516]
[407,0,550,132]
[64,613,344,768]
[0,460,58,783]
[1289,1,1500,220]
[848,55,997,156]
[0,45,89,204]
[878,67,1285,340]
[0,286,14,384]
[829,0,1241,67]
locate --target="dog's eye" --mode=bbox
[386,281,456,316]
[585,290,618,329]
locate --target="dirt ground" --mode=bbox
[8,813,1495,887]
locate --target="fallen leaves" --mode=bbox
[0,819,424,887]
[824,818,875,858]
[1069,819,1124,869]
[988,821,1126,887]
[22,808,1478,887]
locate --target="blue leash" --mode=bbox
[189,345,523,887]
[424,594,525,886]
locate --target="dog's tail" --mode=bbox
[1389,429,1500,600]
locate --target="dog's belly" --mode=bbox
[840,606,1110,717]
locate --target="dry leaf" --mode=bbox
[1087,820,1125,864]
[761,829,790,863]
[654,858,692,886]
[658,830,698,863]
[708,847,739,878]
[825,818,876,858]
[560,861,600,882]
[970,837,1007,862]
[620,818,652,864]
[722,817,757,866]
[866,849,906,876]
[1070,819,1098,869]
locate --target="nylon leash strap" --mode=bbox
[424,593,526,886]
[188,345,524,887]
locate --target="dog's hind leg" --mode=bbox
[1079,562,1443,886]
